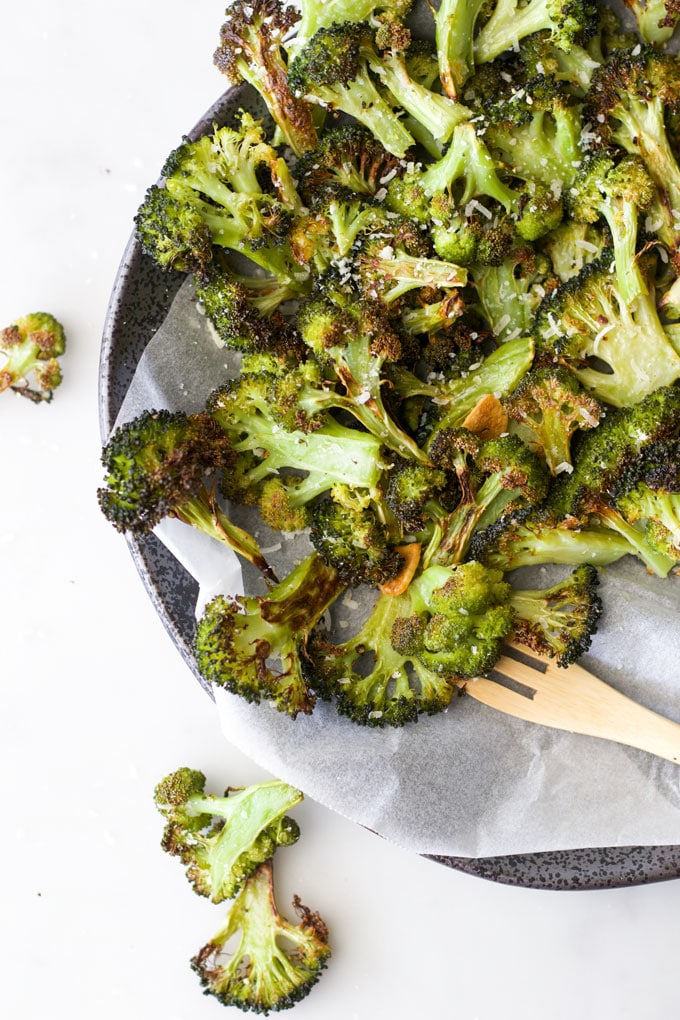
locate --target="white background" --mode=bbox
[1,3,680,1018]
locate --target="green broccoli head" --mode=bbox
[154,768,302,902]
[612,439,680,562]
[191,860,331,1012]
[310,498,402,586]
[509,564,602,667]
[193,554,345,718]
[386,462,451,533]
[0,311,66,402]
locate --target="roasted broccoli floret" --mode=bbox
[385,462,451,533]
[612,438,680,563]
[191,860,330,1013]
[426,430,550,565]
[538,219,609,283]
[620,0,680,46]
[503,365,602,474]
[288,22,416,157]
[0,311,65,402]
[470,506,635,570]
[474,0,599,66]
[509,564,602,666]
[568,153,656,305]
[136,116,304,281]
[472,245,558,342]
[586,47,680,267]
[97,409,276,581]
[483,74,583,189]
[293,124,404,205]
[213,0,318,156]
[534,251,680,407]
[288,0,414,56]
[194,553,345,717]
[310,497,402,586]
[154,768,302,902]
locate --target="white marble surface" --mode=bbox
[2,3,680,1018]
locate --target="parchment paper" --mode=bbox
[114,278,680,857]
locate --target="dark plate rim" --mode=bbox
[98,85,680,892]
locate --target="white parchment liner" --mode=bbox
[112,278,680,857]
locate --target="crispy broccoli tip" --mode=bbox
[509,564,602,667]
[0,312,66,402]
[154,768,302,902]
[293,124,404,205]
[98,409,277,581]
[310,498,403,586]
[191,860,330,1013]
[193,553,345,718]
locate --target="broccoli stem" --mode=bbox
[435,0,488,99]
[431,473,508,565]
[474,0,556,64]
[364,49,469,142]
[176,489,278,583]
[593,504,676,577]
[419,124,519,209]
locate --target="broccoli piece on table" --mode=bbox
[154,767,302,902]
[288,22,416,157]
[97,409,276,582]
[0,311,65,402]
[213,0,318,156]
[191,860,330,1013]
[534,251,680,408]
[503,365,602,475]
[509,564,602,666]
[194,553,345,717]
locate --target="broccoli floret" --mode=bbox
[538,219,609,283]
[470,506,635,570]
[154,768,302,902]
[504,365,602,474]
[613,439,680,562]
[288,23,416,157]
[472,245,558,342]
[290,187,381,271]
[568,154,656,305]
[474,0,599,66]
[427,431,550,565]
[97,409,276,582]
[308,579,458,726]
[400,292,467,337]
[135,116,305,282]
[430,193,515,268]
[207,373,385,515]
[401,560,515,676]
[294,124,404,205]
[509,564,602,666]
[194,553,345,717]
[310,497,402,585]
[434,0,489,99]
[213,0,318,157]
[534,251,680,408]
[483,74,583,189]
[191,860,330,1012]
[586,47,680,267]
[621,0,680,46]
[386,462,451,532]
[296,296,430,463]
[362,21,470,143]
[288,0,414,56]
[0,311,65,402]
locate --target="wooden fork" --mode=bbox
[460,644,680,764]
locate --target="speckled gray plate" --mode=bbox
[98,83,680,891]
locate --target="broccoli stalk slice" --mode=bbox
[508,564,602,667]
[435,0,488,99]
[363,46,470,143]
[194,553,345,717]
[154,769,302,902]
[474,0,597,65]
[191,861,330,1013]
